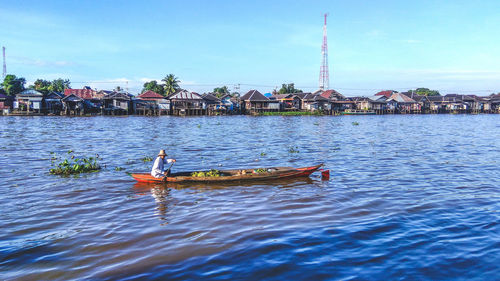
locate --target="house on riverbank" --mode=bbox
[14,89,44,114]
[63,87,103,115]
[240,90,278,114]
[102,91,132,115]
[135,90,169,115]
[168,90,206,116]
[44,92,64,115]
[0,92,14,115]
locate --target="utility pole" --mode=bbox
[319,14,330,91]
[2,46,6,79]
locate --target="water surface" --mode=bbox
[0,115,499,280]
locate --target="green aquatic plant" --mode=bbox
[288,146,300,153]
[115,167,125,171]
[141,156,153,162]
[352,122,360,126]
[49,151,101,176]
[260,152,267,156]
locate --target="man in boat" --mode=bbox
[151,150,176,178]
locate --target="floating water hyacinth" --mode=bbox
[49,151,101,176]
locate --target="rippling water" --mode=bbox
[0,115,499,280]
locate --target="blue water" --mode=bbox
[0,115,499,280]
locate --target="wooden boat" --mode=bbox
[341,109,376,115]
[129,164,323,183]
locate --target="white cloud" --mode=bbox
[10,56,77,67]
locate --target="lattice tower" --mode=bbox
[319,14,329,90]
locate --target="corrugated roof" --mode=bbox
[65,88,102,100]
[17,89,43,97]
[202,93,221,102]
[138,90,164,99]
[62,94,84,102]
[320,89,345,100]
[169,90,203,100]
[388,92,416,103]
[240,90,269,101]
[375,90,397,98]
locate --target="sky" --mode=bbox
[1,0,500,96]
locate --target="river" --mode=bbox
[0,115,499,280]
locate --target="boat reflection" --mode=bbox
[132,176,318,223]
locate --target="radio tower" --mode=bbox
[2,47,6,79]
[319,14,329,90]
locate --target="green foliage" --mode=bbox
[29,78,71,94]
[278,83,302,94]
[288,146,300,153]
[50,78,71,93]
[1,74,26,96]
[213,86,230,98]
[31,79,51,94]
[191,169,221,177]
[162,74,180,96]
[352,122,360,125]
[49,151,101,176]
[260,111,322,116]
[142,80,165,96]
[141,156,153,162]
[115,167,125,171]
[260,152,267,156]
[411,88,441,96]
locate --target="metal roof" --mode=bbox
[17,89,43,97]
[169,90,203,100]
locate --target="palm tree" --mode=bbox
[162,74,180,96]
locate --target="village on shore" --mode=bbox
[1,75,500,116]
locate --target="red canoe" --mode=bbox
[129,164,323,183]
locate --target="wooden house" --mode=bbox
[168,89,206,116]
[317,89,346,101]
[240,90,274,114]
[0,92,14,114]
[44,92,64,115]
[64,87,104,114]
[218,93,238,113]
[61,94,85,115]
[136,90,169,115]
[299,93,331,112]
[270,93,301,111]
[490,94,500,113]
[387,92,417,113]
[202,93,222,115]
[15,89,44,114]
[102,91,132,115]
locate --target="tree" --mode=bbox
[278,83,302,94]
[411,88,440,96]
[162,74,180,96]
[49,78,71,93]
[213,86,230,98]
[1,74,26,96]
[142,80,165,96]
[30,79,51,94]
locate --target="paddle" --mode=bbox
[162,161,175,182]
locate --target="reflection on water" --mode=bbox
[1,115,499,280]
